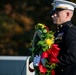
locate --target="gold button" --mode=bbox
[57,41,59,43]
[60,25,63,28]
[57,27,59,29]
[61,69,63,71]
[57,30,59,32]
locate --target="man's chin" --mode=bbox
[53,22,57,24]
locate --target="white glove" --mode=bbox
[33,55,41,66]
[41,58,45,67]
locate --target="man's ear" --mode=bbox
[66,12,69,17]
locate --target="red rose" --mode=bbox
[51,70,55,75]
[49,44,60,63]
[41,51,49,58]
[38,62,47,74]
[51,44,60,57]
[50,56,59,63]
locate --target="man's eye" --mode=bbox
[55,12,58,14]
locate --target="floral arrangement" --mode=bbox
[30,23,60,75]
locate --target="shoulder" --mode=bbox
[68,25,76,33]
[66,25,76,39]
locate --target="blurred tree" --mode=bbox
[0,0,76,56]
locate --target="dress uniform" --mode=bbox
[51,0,76,75]
[54,21,76,75]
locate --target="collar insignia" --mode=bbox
[58,32,64,36]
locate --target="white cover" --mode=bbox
[26,57,35,75]
[52,0,76,11]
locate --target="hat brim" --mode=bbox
[50,8,65,15]
[53,0,76,8]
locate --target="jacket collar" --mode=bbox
[56,21,72,32]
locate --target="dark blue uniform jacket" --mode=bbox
[54,21,76,75]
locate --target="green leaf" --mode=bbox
[37,41,45,45]
[43,45,49,51]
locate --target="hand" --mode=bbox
[33,55,41,66]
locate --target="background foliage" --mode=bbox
[0,0,76,56]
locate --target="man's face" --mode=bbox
[51,10,67,25]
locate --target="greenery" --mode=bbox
[30,23,60,75]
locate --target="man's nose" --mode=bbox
[51,13,56,18]
[51,15,54,18]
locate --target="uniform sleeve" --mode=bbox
[58,26,76,67]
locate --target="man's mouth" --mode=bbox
[53,18,57,22]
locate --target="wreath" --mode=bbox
[29,23,60,75]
